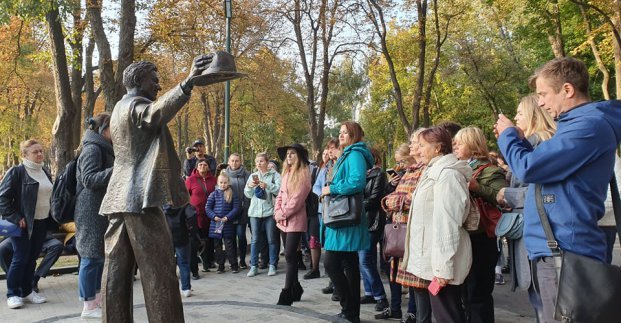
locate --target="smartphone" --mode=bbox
[386,169,398,177]
[428,277,443,296]
[252,174,259,183]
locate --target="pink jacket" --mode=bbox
[274,171,311,232]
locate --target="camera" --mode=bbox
[185,147,198,154]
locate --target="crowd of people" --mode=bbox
[0,56,620,323]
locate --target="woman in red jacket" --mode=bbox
[274,143,312,306]
[185,158,217,276]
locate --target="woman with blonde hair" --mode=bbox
[453,126,508,323]
[274,143,312,305]
[495,94,556,322]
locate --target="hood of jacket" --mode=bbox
[342,142,374,169]
[82,129,113,156]
[426,153,472,182]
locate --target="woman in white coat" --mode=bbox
[401,126,472,323]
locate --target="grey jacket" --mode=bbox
[75,130,114,258]
[100,86,190,215]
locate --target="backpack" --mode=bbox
[50,156,79,224]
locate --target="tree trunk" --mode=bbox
[548,0,566,58]
[47,6,77,175]
[70,8,85,145]
[412,0,428,132]
[84,37,101,128]
[114,0,136,98]
[87,0,127,111]
[579,5,610,99]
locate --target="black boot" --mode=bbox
[291,281,304,302]
[277,288,293,306]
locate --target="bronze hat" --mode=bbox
[191,51,246,86]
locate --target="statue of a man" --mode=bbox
[99,55,212,323]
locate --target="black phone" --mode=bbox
[386,169,398,177]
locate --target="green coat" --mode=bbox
[470,159,508,206]
[321,142,373,252]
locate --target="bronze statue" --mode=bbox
[99,52,242,322]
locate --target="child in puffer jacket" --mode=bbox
[206,173,241,273]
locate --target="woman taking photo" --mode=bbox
[453,126,508,323]
[274,143,312,305]
[496,94,556,322]
[74,113,115,319]
[321,121,373,323]
[245,152,281,277]
[403,127,472,323]
[0,139,53,309]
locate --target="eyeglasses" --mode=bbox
[395,160,406,165]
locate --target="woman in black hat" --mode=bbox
[274,143,312,305]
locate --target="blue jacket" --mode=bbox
[205,188,240,239]
[499,100,621,261]
[321,142,373,251]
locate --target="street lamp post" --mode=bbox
[224,0,232,163]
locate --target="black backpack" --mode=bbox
[50,157,79,224]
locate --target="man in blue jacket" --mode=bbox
[495,57,621,323]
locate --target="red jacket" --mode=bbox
[185,169,216,229]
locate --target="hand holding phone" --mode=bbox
[386,169,398,177]
[428,277,443,296]
[252,174,259,183]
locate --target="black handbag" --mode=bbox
[534,175,621,323]
[322,193,363,228]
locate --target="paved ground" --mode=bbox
[0,245,617,322]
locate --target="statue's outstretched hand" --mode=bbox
[185,54,213,87]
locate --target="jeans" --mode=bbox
[324,250,361,320]
[175,243,191,291]
[6,219,47,298]
[532,257,560,323]
[385,258,416,314]
[359,230,386,300]
[79,257,105,301]
[249,216,279,267]
[235,223,248,264]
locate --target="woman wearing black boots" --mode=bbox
[274,144,312,305]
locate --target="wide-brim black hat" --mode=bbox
[191,51,246,87]
[277,143,309,165]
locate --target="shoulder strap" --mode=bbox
[196,176,208,196]
[534,184,561,256]
[472,163,492,180]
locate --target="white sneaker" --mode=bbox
[268,265,277,276]
[7,296,23,309]
[81,306,102,319]
[247,266,258,277]
[24,291,46,304]
[181,289,192,297]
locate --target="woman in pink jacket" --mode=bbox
[274,143,312,306]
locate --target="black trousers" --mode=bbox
[198,228,215,270]
[431,284,467,323]
[190,235,201,275]
[214,237,238,267]
[324,250,360,320]
[281,231,302,289]
[464,233,499,323]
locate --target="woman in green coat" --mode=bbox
[320,121,373,323]
[454,126,508,323]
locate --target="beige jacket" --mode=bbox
[402,154,473,285]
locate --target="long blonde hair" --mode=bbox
[518,95,556,141]
[282,150,309,193]
[218,173,233,203]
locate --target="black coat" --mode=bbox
[0,164,52,239]
[364,166,387,232]
[165,204,198,247]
